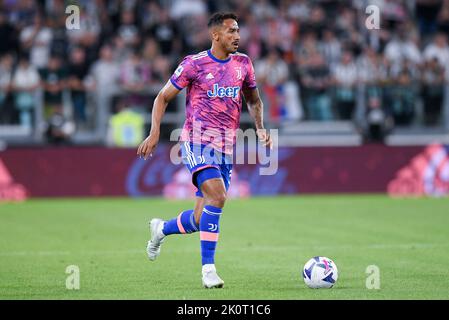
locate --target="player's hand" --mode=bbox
[256,128,273,150]
[137,132,160,160]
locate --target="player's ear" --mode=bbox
[209,26,220,42]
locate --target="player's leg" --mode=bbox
[146,198,202,261]
[193,196,205,225]
[160,198,202,236]
[195,167,228,288]
[146,143,207,261]
[160,179,206,237]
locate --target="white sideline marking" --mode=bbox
[0,243,446,257]
[233,243,448,251]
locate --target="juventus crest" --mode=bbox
[235,67,242,80]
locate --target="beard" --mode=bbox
[229,44,239,53]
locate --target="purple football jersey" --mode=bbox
[170,49,257,154]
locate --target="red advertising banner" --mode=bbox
[1,144,447,199]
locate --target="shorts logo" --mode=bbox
[207,83,240,99]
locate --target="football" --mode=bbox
[303,256,338,289]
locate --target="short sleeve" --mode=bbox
[243,58,257,90]
[169,56,195,90]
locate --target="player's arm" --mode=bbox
[137,81,180,159]
[243,87,273,150]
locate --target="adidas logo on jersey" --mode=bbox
[207,83,240,99]
[206,73,214,80]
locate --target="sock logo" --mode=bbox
[208,223,218,232]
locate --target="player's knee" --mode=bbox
[207,192,227,208]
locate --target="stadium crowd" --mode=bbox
[0,0,448,144]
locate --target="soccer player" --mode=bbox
[137,12,272,288]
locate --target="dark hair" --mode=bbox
[207,12,238,28]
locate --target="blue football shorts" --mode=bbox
[180,141,233,198]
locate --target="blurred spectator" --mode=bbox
[320,29,342,68]
[384,28,421,66]
[343,28,365,57]
[89,45,120,100]
[415,0,442,36]
[141,37,171,85]
[66,5,101,48]
[119,49,152,110]
[359,44,394,141]
[332,51,358,120]
[302,5,326,38]
[421,58,446,126]
[423,33,449,81]
[295,31,320,68]
[0,54,14,123]
[335,6,357,39]
[11,55,41,128]
[255,48,292,122]
[117,10,140,48]
[182,14,210,53]
[89,44,120,135]
[1,0,449,145]
[8,0,38,30]
[300,53,333,121]
[39,55,66,119]
[170,0,207,19]
[140,1,162,31]
[239,13,263,60]
[263,7,298,56]
[120,50,152,93]
[251,0,277,20]
[366,99,392,143]
[0,11,18,56]
[437,0,449,36]
[112,35,132,63]
[107,100,145,147]
[45,105,75,145]
[142,37,159,63]
[49,14,69,59]
[148,9,179,56]
[287,0,310,20]
[382,0,408,30]
[68,47,89,125]
[19,14,53,70]
[358,47,389,86]
[387,70,416,126]
[151,55,172,84]
[357,47,391,134]
[45,0,66,20]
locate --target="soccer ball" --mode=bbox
[302,256,338,289]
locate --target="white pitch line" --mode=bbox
[232,243,449,251]
[0,243,446,257]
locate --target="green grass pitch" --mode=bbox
[1,195,449,299]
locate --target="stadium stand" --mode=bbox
[0,0,449,147]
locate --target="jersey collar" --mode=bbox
[207,49,231,63]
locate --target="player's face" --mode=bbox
[218,19,240,53]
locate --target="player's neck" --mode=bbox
[209,46,231,61]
